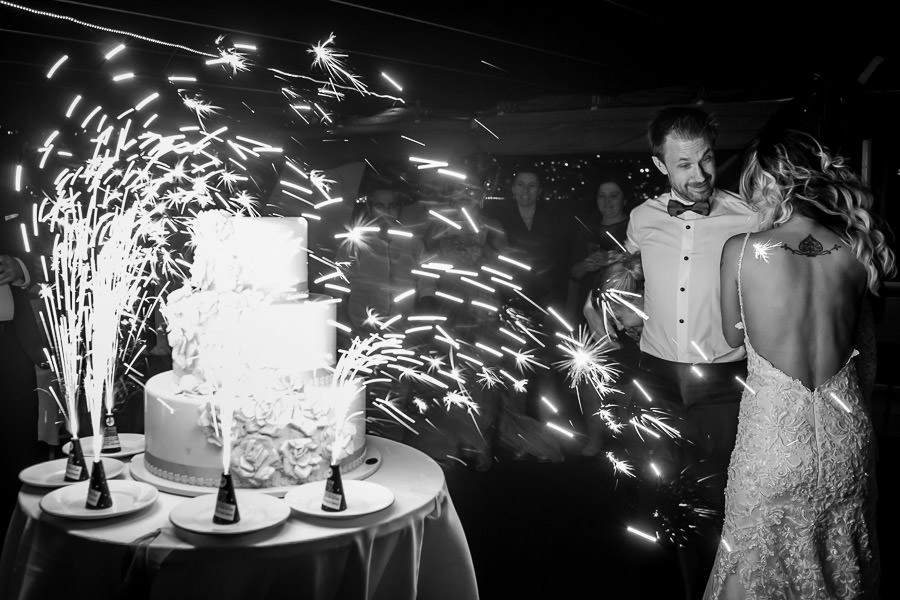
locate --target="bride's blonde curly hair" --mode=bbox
[739,129,896,294]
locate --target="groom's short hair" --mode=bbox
[648,106,718,160]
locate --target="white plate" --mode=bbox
[63,433,145,459]
[19,457,126,489]
[129,444,383,498]
[40,480,159,520]
[169,491,290,535]
[284,480,394,519]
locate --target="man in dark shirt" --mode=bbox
[487,169,574,313]
[486,168,577,454]
[1,187,48,532]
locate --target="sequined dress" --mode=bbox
[703,233,878,599]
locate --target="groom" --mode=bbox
[624,106,757,599]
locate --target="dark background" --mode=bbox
[3,1,899,228]
[2,2,899,598]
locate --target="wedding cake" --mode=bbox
[143,211,367,488]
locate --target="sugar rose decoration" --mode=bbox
[231,434,278,487]
[198,387,337,486]
[279,438,323,481]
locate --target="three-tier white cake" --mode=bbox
[143,211,366,488]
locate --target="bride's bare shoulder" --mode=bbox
[720,231,752,263]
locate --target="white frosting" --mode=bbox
[163,212,334,390]
[165,291,337,391]
[146,212,364,489]
[189,211,308,296]
[144,372,366,488]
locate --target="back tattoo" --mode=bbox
[781,234,841,257]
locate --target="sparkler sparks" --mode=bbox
[205,48,249,74]
[498,254,531,271]
[460,207,479,233]
[690,340,710,362]
[104,43,126,60]
[380,72,403,91]
[472,118,499,139]
[134,92,159,111]
[309,33,367,92]
[409,156,447,170]
[735,375,756,395]
[608,452,636,478]
[429,209,462,230]
[46,54,68,78]
[540,396,559,414]
[605,231,628,253]
[627,525,658,543]
[547,422,575,438]
[437,168,466,180]
[753,239,782,263]
[548,306,574,333]
[8,17,698,547]
[554,326,618,395]
[829,392,852,413]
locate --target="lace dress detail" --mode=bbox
[703,233,878,599]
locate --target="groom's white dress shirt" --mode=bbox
[625,188,758,364]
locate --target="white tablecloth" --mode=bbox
[0,436,479,600]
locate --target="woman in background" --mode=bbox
[571,174,640,456]
[570,174,632,311]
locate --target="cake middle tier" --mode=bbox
[167,294,337,386]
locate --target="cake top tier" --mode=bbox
[190,211,308,296]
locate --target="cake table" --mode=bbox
[0,436,479,600]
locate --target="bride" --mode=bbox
[704,129,895,599]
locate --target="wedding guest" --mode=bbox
[486,168,577,451]
[334,174,433,445]
[579,251,645,456]
[488,168,575,312]
[704,128,893,598]
[337,174,435,333]
[624,106,758,599]
[1,191,49,530]
[569,173,638,455]
[570,173,633,326]
[415,175,562,468]
[409,177,499,468]
[422,177,507,333]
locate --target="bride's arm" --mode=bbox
[720,235,744,348]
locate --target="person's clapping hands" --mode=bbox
[0,255,25,286]
[582,250,605,272]
[585,249,626,271]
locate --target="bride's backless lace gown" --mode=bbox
[703,233,878,599]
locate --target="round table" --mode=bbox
[0,436,479,600]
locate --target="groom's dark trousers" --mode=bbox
[630,352,747,600]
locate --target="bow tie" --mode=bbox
[667,198,710,217]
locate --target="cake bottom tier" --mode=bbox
[144,371,366,488]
